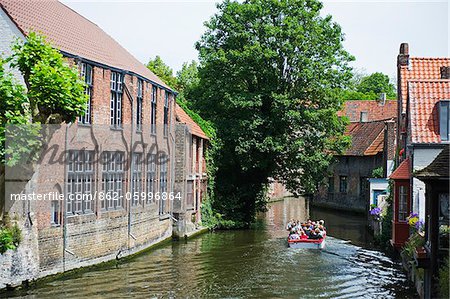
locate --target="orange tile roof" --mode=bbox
[0,0,171,90]
[389,158,410,180]
[399,57,450,113]
[338,100,397,122]
[344,121,386,156]
[364,130,384,155]
[408,80,450,144]
[175,104,209,140]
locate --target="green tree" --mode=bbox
[194,0,353,226]
[176,60,199,96]
[146,55,178,89]
[357,72,396,98]
[341,71,396,100]
[1,32,88,218]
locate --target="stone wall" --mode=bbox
[314,154,383,212]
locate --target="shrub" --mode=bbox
[0,223,22,254]
[439,258,449,298]
[401,232,425,260]
[371,167,383,178]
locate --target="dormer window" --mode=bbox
[440,100,450,141]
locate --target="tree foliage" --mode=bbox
[146,55,178,89]
[341,72,396,101]
[1,32,88,166]
[193,0,353,225]
[176,60,200,97]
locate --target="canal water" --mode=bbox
[4,197,417,298]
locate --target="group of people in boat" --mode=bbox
[286,219,326,241]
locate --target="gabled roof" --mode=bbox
[408,80,450,144]
[338,100,397,122]
[389,158,410,180]
[175,104,209,140]
[344,120,387,156]
[0,0,171,90]
[399,57,450,113]
[415,145,449,179]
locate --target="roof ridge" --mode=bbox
[349,118,396,124]
[408,79,450,83]
[410,57,450,61]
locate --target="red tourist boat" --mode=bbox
[287,234,326,249]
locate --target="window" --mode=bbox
[328,176,334,193]
[146,153,157,203]
[136,79,143,132]
[110,71,123,128]
[440,100,450,141]
[339,176,347,193]
[159,153,168,215]
[131,153,143,206]
[151,86,157,135]
[51,200,60,225]
[67,150,94,215]
[398,185,408,221]
[101,151,124,210]
[164,91,169,137]
[79,63,93,124]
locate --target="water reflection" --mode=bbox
[3,197,416,299]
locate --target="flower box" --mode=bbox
[414,246,429,268]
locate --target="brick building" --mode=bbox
[314,99,397,213]
[173,104,209,238]
[391,43,449,249]
[0,0,184,288]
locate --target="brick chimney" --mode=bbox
[377,93,386,106]
[397,43,409,67]
[441,66,450,79]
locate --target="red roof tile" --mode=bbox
[0,0,171,90]
[344,121,386,156]
[175,104,209,140]
[399,58,450,113]
[408,80,450,144]
[338,100,397,122]
[389,158,410,180]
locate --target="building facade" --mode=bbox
[314,99,397,213]
[391,43,449,249]
[0,0,188,288]
[173,104,209,238]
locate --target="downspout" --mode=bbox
[63,122,72,272]
[123,80,134,250]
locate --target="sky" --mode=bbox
[61,0,449,79]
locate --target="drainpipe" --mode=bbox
[63,122,72,272]
[123,80,134,251]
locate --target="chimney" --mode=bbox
[441,66,450,79]
[360,111,368,123]
[377,93,386,106]
[397,43,409,67]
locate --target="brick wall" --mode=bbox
[2,58,176,287]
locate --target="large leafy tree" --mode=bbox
[193,0,353,225]
[176,60,199,97]
[341,71,396,100]
[146,55,178,89]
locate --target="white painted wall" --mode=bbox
[368,178,389,206]
[0,7,25,83]
[412,147,444,222]
[386,160,395,177]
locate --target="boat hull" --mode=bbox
[288,238,326,249]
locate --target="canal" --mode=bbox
[4,197,417,298]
